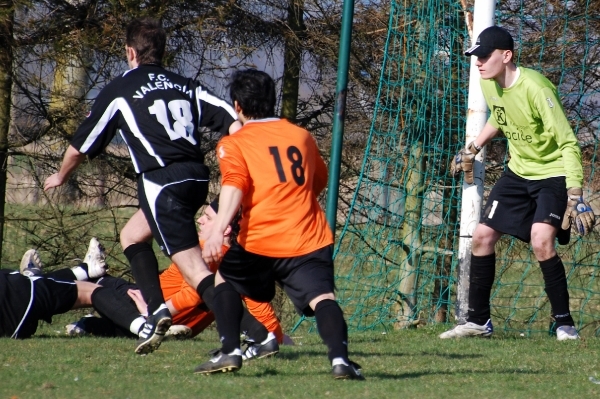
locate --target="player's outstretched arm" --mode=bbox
[44,145,87,191]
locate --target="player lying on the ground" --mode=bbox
[19,243,284,358]
[1,242,132,339]
[195,69,364,380]
[23,204,292,358]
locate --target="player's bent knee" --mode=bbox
[472,225,501,254]
[74,281,101,308]
[309,292,336,310]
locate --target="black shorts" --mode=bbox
[138,162,209,256]
[218,243,335,317]
[96,275,137,295]
[481,168,567,242]
[0,273,78,338]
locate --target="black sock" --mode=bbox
[540,255,574,328]
[77,316,135,338]
[45,268,78,281]
[212,282,243,354]
[196,274,215,310]
[467,253,496,325]
[124,242,164,315]
[240,309,269,343]
[196,275,268,343]
[314,299,348,362]
[92,287,142,333]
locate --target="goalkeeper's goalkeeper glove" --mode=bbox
[562,187,595,236]
[450,141,481,185]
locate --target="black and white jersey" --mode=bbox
[70,64,237,173]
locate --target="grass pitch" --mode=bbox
[1,314,600,399]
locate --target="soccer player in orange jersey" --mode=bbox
[194,69,363,380]
[158,197,290,354]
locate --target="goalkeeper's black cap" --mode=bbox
[465,26,514,57]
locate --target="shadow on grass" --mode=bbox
[417,350,485,359]
[277,349,484,361]
[371,367,543,380]
[278,350,389,361]
[249,367,280,377]
[229,361,542,381]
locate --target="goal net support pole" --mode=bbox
[456,0,495,323]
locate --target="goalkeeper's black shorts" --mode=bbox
[480,167,567,243]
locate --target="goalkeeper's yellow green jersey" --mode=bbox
[480,66,583,188]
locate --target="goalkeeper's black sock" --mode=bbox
[212,282,243,354]
[124,242,164,315]
[467,253,496,325]
[540,255,574,328]
[315,299,349,362]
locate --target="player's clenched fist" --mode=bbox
[562,187,595,236]
[450,141,481,185]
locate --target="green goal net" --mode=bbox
[334,0,600,336]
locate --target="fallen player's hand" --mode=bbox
[562,187,595,236]
[127,289,148,317]
[202,232,224,265]
[450,141,480,185]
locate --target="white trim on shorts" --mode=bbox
[141,175,209,254]
[11,275,36,339]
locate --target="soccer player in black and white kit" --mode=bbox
[44,18,241,354]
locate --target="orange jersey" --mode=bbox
[159,252,220,337]
[217,118,333,257]
[159,242,284,341]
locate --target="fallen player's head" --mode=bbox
[197,196,241,244]
[228,69,276,119]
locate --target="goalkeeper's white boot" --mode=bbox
[556,325,579,341]
[439,319,493,339]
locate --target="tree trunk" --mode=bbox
[281,0,305,122]
[0,1,14,261]
[394,141,425,328]
[49,45,91,204]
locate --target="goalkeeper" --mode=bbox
[444,26,594,341]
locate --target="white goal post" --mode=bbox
[455,0,496,322]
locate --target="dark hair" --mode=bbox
[125,18,166,66]
[228,69,276,119]
[208,195,242,244]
